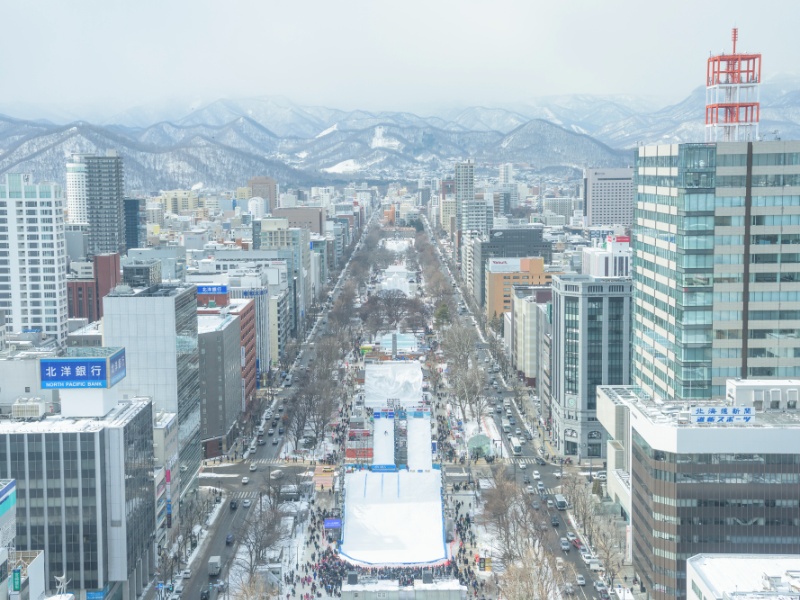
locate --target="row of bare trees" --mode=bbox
[481,469,627,598]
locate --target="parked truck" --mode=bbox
[208,556,221,577]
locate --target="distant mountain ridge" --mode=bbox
[1,76,799,189]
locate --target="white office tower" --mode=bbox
[66,159,88,223]
[0,174,69,344]
[583,167,634,227]
[248,196,266,219]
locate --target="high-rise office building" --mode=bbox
[550,275,632,458]
[631,141,800,403]
[499,163,513,186]
[597,380,800,600]
[584,168,635,227]
[0,173,69,344]
[197,313,242,458]
[66,152,126,256]
[454,160,476,233]
[103,284,201,496]
[248,176,278,213]
[471,226,553,307]
[0,344,155,599]
[123,197,147,250]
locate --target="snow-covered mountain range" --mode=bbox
[1,75,799,190]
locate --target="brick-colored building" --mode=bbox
[272,206,326,234]
[66,253,120,321]
[484,257,556,322]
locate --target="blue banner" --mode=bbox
[109,349,127,386]
[40,357,108,389]
[197,285,228,295]
[324,518,342,529]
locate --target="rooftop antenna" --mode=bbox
[705,28,762,142]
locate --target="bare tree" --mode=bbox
[591,519,626,586]
[560,473,597,537]
[286,393,311,451]
[500,542,562,600]
[235,499,288,583]
[230,572,273,600]
[450,362,489,431]
[442,322,476,369]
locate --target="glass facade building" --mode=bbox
[0,400,154,597]
[632,141,800,402]
[550,275,632,458]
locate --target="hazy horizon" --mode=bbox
[2,0,799,124]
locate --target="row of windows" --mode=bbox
[652,494,800,508]
[718,152,800,167]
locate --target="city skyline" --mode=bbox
[1,1,799,122]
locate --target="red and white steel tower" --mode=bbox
[705,28,762,142]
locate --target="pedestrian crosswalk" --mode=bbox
[252,458,288,466]
[516,456,548,465]
[229,491,259,499]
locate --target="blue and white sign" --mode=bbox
[40,349,126,389]
[691,406,754,424]
[371,464,396,473]
[197,285,228,295]
[40,357,108,389]
[323,518,342,529]
[109,349,127,386]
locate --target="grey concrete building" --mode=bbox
[198,313,242,458]
[550,275,632,459]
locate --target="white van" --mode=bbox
[503,399,511,408]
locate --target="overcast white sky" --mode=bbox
[2,0,798,120]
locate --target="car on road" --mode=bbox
[593,470,607,481]
[257,439,266,446]
[566,531,577,542]
[572,538,583,549]
[522,474,531,484]
[539,521,548,531]
[594,581,608,593]
[525,485,536,495]
[200,590,209,600]
[515,428,522,436]
[518,460,526,470]
[551,515,560,527]
[242,477,250,485]
[532,499,541,510]
[576,575,586,586]
[532,470,540,480]
[322,466,334,473]
[508,416,516,425]
[560,537,570,552]
[249,463,257,471]
[278,426,284,434]
[229,500,238,510]
[242,499,251,508]
[535,457,546,466]
[272,437,280,446]
[547,499,555,509]
[268,428,275,436]
[226,533,234,545]
[181,569,191,579]
[599,591,611,600]
[581,550,595,564]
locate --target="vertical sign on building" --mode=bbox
[165,469,172,529]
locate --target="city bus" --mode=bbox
[509,436,523,456]
[554,494,568,510]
